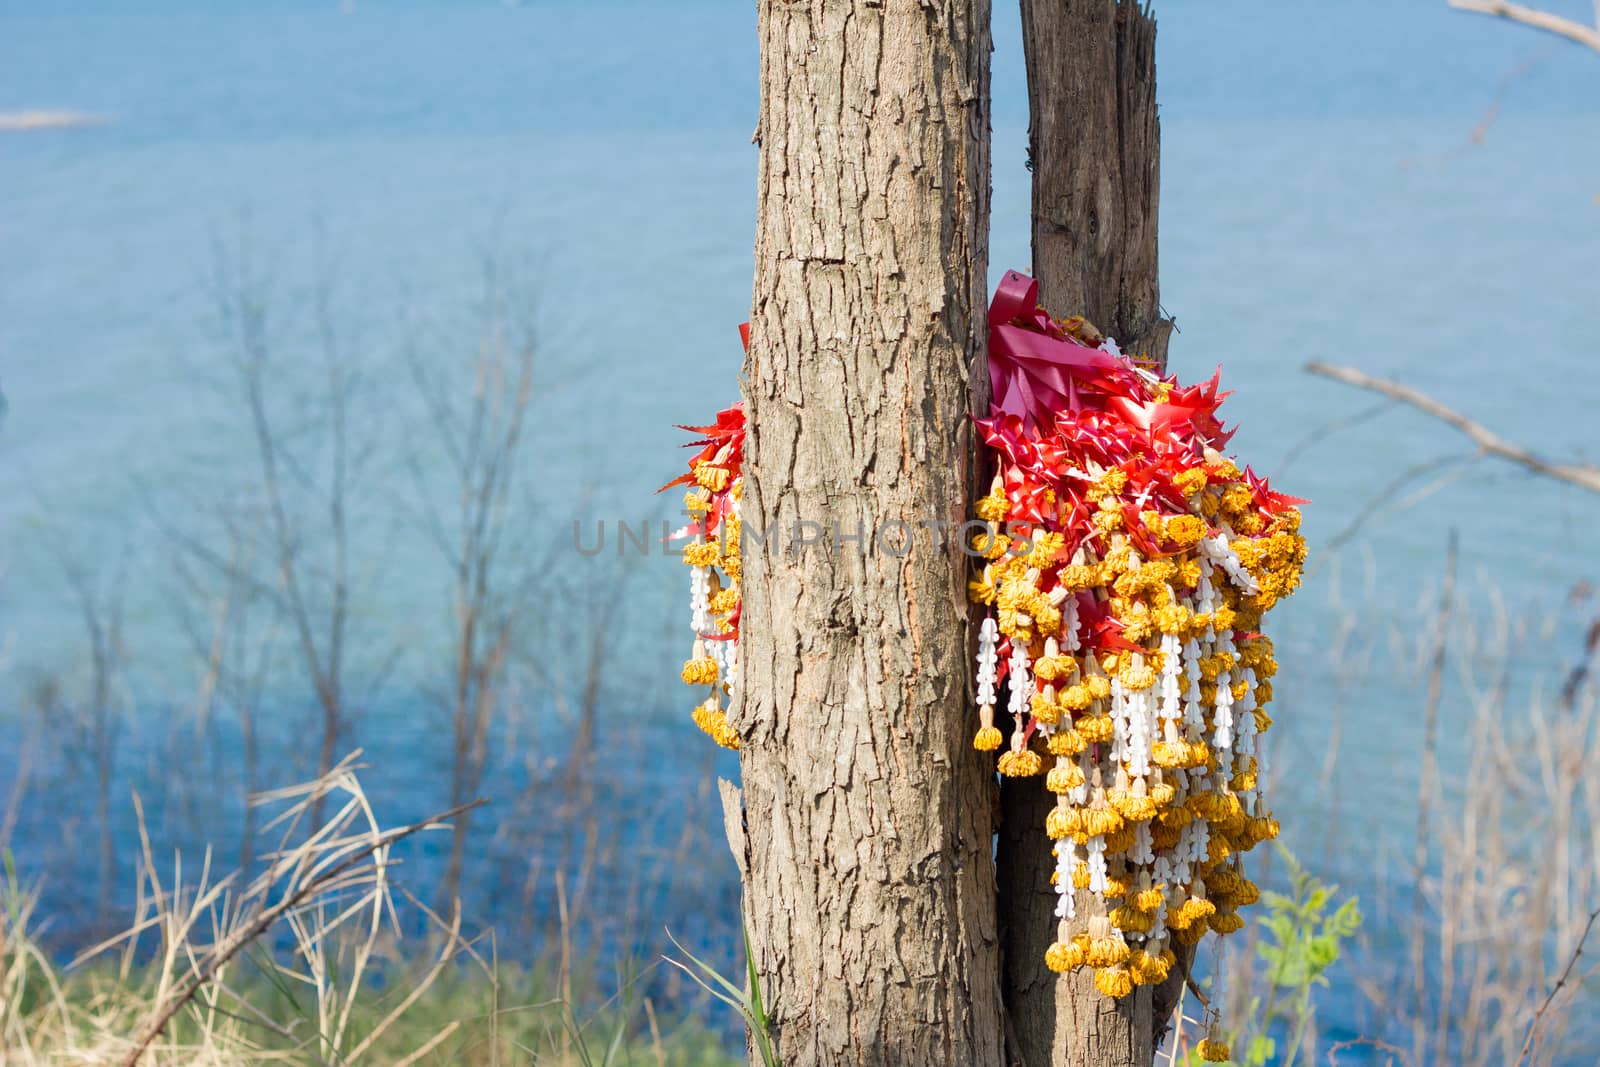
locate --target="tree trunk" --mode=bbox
[1003,3,1183,1065]
[730,2,1004,1064]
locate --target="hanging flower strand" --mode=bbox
[662,399,746,751]
[971,270,1307,1051]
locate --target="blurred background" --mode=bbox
[3,1,1599,1063]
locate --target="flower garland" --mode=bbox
[662,402,745,750]
[973,271,1306,1058]
[663,277,1306,1058]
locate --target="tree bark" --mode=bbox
[731,2,1004,1065]
[1004,3,1183,1065]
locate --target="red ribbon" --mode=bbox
[988,271,1124,431]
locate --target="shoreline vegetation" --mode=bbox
[0,110,107,132]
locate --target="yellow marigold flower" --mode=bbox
[1152,740,1203,770]
[1209,910,1245,935]
[730,478,743,500]
[1174,467,1208,497]
[684,489,711,513]
[1030,692,1062,726]
[1210,456,1242,479]
[1085,935,1132,969]
[1197,1037,1231,1063]
[1048,728,1086,756]
[681,541,721,567]
[1207,835,1233,865]
[681,657,719,686]
[968,575,997,606]
[1026,531,1065,569]
[975,490,1008,524]
[1167,895,1216,931]
[1148,779,1177,806]
[691,699,740,750]
[709,589,741,614]
[1205,869,1241,897]
[1175,922,1209,946]
[1046,806,1079,839]
[973,726,1003,752]
[1109,790,1160,822]
[1154,604,1193,635]
[1092,509,1124,533]
[1234,879,1261,906]
[1081,806,1126,838]
[1109,904,1155,934]
[1034,603,1063,637]
[998,749,1043,777]
[1097,469,1129,496]
[1094,965,1135,999]
[1119,663,1157,691]
[1046,762,1085,794]
[1158,805,1193,830]
[693,463,731,492]
[1045,940,1086,973]
[1217,482,1251,515]
[1103,825,1137,854]
[1057,564,1097,590]
[1151,822,1183,850]
[1188,791,1241,823]
[1072,862,1092,890]
[971,529,1010,560]
[1077,715,1115,745]
[1255,683,1274,707]
[1128,949,1172,985]
[1163,513,1208,547]
[1059,683,1092,711]
[1075,809,1113,844]
[1134,885,1167,912]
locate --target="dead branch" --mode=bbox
[1515,905,1600,1066]
[1448,0,1600,54]
[1306,362,1600,495]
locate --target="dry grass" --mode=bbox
[0,755,738,1067]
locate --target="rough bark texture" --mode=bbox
[728,2,1003,1066]
[1003,3,1184,1065]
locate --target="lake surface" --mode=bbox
[4,0,1600,1058]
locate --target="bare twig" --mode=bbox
[118,796,485,1067]
[1514,905,1600,1066]
[1307,362,1600,495]
[1448,0,1600,53]
[1412,533,1457,1066]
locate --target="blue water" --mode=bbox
[5,0,1600,1058]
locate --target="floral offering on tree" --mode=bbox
[971,271,1307,1047]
